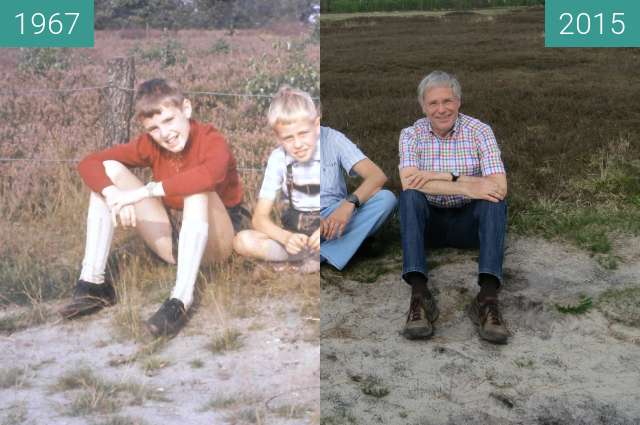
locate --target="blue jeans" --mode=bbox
[399,189,506,286]
[321,189,397,270]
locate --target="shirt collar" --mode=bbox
[425,114,461,138]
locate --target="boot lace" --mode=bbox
[483,301,503,325]
[409,297,425,322]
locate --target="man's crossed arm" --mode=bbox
[399,167,507,203]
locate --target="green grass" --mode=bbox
[555,297,593,315]
[598,286,640,327]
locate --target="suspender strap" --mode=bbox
[286,163,294,207]
[286,162,321,207]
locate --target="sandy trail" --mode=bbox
[321,236,640,425]
[0,292,319,424]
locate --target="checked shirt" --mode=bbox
[399,113,505,208]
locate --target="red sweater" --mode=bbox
[78,120,243,210]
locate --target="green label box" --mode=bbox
[0,0,94,47]
[546,0,640,47]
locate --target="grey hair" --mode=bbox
[417,71,462,108]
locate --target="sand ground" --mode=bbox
[321,236,640,425]
[0,278,320,425]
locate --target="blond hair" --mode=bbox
[134,79,185,120]
[267,85,318,127]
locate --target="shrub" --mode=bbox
[130,38,187,67]
[18,48,70,76]
[245,48,319,110]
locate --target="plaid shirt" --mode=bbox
[399,113,505,208]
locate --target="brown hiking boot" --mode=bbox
[60,280,116,319]
[402,295,439,340]
[468,296,509,344]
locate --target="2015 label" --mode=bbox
[559,12,625,36]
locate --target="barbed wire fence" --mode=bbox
[0,56,319,172]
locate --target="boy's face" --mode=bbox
[141,100,192,153]
[273,116,320,163]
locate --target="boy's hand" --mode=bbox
[308,228,320,253]
[114,205,137,227]
[285,233,309,255]
[103,186,148,224]
[321,201,354,240]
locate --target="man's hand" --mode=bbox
[463,178,506,203]
[308,228,320,252]
[402,170,447,190]
[285,233,309,255]
[321,201,355,240]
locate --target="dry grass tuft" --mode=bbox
[52,366,169,416]
[207,329,245,354]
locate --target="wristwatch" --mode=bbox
[345,193,361,208]
[451,172,460,182]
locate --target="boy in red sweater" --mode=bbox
[61,79,249,337]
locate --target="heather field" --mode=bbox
[0,25,319,425]
[320,7,640,425]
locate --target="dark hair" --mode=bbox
[134,79,185,119]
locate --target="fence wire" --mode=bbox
[0,157,264,172]
[0,83,320,100]
[0,81,320,167]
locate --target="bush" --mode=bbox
[245,48,319,110]
[210,38,231,54]
[130,38,187,67]
[18,48,70,76]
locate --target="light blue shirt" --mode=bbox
[320,126,366,210]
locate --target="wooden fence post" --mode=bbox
[103,57,135,147]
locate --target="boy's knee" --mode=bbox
[102,160,127,181]
[232,231,252,255]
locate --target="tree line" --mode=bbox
[95,0,317,30]
[320,0,544,13]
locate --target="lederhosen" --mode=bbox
[280,163,320,237]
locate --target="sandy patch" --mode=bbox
[0,293,319,425]
[321,236,640,424]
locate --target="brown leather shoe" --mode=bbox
[402,295,439,340]
[468,296,509,344]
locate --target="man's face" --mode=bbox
[273,116,320,163]
[422,86,461,137]
[141,100,192,153]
